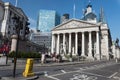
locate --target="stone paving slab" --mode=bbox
[0,57,7,65]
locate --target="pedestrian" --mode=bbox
[52,52,56,62]
[115,57,118,63]
[2,45,6,56]
[41,53,46,64]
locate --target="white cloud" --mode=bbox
[28,17,37,29]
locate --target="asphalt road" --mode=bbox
[35,61,120,80]
[0,60,120,80]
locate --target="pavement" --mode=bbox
[0,59,119,80]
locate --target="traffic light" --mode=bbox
[25,27,30,35]
[19,21,23,29]
[25,22,30,35]
[26,22,30,26]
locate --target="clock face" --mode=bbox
[0,6,4,21]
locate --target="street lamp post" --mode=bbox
[12,17,30,77]
[12,17,22,77]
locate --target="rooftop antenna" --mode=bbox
[99,7,106,23]
[73,1,76,18]
[15,0,18,7]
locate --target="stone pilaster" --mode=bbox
[88,31,94,60]
[96,31,100,60]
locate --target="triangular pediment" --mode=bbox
[52,19,98,31]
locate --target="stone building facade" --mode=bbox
[0,1,31,53]
[51,3,112,60]
[112,41,120,59]
[0,2,28,39]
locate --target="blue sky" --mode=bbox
[3,0,120,41]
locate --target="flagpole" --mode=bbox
[15,0,18,7]
[73,3,75,18]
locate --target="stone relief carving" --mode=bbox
[55,20,96,30]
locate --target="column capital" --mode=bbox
[11,35,18,39]
[75,32,78,34]
[88,31,92,33]
[63,33,66,35]
[96,30,99,32]
[57,33,60,35]
[52,33,55,35]
[81,31,85,34]
[68,32,72,34]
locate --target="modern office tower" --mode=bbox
[37,10,60,32]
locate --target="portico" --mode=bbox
[51,2,112,61]
[51,19,101,60]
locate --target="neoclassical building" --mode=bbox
[51,3,112,60]
[1,2,29,39]
[0,1,31,53]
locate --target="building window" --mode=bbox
[8,31,10,34]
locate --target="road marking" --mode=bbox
[70,74,98,80]
[75,62,118,71]
[79,68,84,70]
[113,76,120,80]
[61,70,66,73]
[46,75,60,80]
[108,72,118,78]
[50,70,109,79]
[44,71,48,76]
[51,70,79,77]
[82,72,109,78]
[44,62,120,80]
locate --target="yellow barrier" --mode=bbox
[23,58,34,77]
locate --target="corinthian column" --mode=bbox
[63,33,66,54]
[51,34,55,54]
[69,33,71,53]
[75,32,78,55]
[56,34,60,54]
[88,31,93,59]
[81,32,85,56]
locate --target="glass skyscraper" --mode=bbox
[37,10,60,32]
